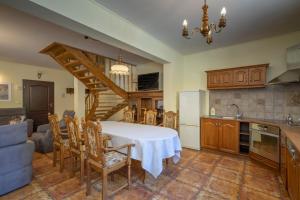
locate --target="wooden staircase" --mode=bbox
[40,42,129,120]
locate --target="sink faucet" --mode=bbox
[231,104,242,119]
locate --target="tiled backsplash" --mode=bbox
[209,83,300,121]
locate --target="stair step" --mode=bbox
[86,82,102,86]
[90,88,108,92]
[79,75,95,80]
[73,68,88,73]
[65,61,81,68]
[56,51,73,60]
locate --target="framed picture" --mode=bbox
[0,82,11,101]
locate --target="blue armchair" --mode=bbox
[0,122,34,195]
[31,110,75,153]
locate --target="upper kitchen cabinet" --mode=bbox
[207,71,220,88]
[249,65,267,86]
[233,68,249,86]
[206,64,268,89]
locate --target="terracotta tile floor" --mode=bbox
[0,148,290,200]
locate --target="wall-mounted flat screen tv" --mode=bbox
[138,72,159,91]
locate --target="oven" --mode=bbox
[250,123,280,163]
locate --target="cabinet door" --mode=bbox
[220,70,233,87]
[219,120,239,154]
[287,150,299,200]
[207,72,220,88]
[249,66,266,86]
[233,68,249,86]
[201,118,219,150]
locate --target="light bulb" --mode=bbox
[182,19,188,27]
[221,7,226,16]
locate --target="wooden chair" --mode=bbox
[123,109,135,123]
[65,115,85,184]
[161,111,177,130]
[84,121,134,200]
[48,114,70,172]
[141,110,157,125]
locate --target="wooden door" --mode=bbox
[249,66,266,86]
[207,72,220,88]
[233,68,249,86]
[287,149,299,200]
[219,120,239,154]
[23,80,54,130]
[219,70,233,87]
[201,118,219,150]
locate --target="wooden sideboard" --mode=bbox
[128,90,163,124]
[206,64,268,89]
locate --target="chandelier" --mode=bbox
[181,0,227,44]
[110,50,129,75]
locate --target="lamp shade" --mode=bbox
[110,64,129,75]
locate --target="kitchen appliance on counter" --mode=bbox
[179,91,206,150]
[250,123,280,168]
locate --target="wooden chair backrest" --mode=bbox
[143,110,157,125]
[48,114,62,143]
[83,121,105,165]
[163,111,177,129]
[65,115,81,149]
[124,109,135,123]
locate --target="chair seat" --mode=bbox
[105,151,127,168]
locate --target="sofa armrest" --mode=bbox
[25,119,33,137]
[36,124,50,133]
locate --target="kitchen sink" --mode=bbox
[222,116,236,120]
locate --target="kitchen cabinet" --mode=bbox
[286,148,300,200]
[249,66,267,86]
[233,68,249,86]
[219,120,240,154]
[207,71,220,88]
[201,118,219,150]
[201,118,239,154]
[206,64,268,89]
[219,70,233,86]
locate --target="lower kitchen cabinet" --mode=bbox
[201,118,239,154]
[201,118,219,150]
[286,146,300,200]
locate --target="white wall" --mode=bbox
[0,60,74,117]
[182,31,300,114]
[136,62,163,90]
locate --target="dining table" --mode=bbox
[101,121,182,178]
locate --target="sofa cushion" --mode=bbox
[0,141,34,175]
[0,122,27,148]
[0,165,32,195]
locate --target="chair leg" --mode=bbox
[70,153,75,177]
[80,153,85,185]
[60,146,64,172]
[86,162,91,196]
[53,144,57,167]
[128,164,131,189]
[142,170,146,184]
[102,170,108,200]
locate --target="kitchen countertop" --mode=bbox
[201,115,300,152]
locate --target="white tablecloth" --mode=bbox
[101,121,182,178]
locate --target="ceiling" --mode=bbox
[0,5,151,69]
[96,0,300,54]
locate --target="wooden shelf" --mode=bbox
[240,142,250,146]
[240,132,250,136]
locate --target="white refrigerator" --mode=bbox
[179,91,206,150]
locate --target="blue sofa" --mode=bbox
[0,122,34,195]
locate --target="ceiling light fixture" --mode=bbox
[181,0,227,44]
[110,50,129,75]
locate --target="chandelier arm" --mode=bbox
[210,23,223,33]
